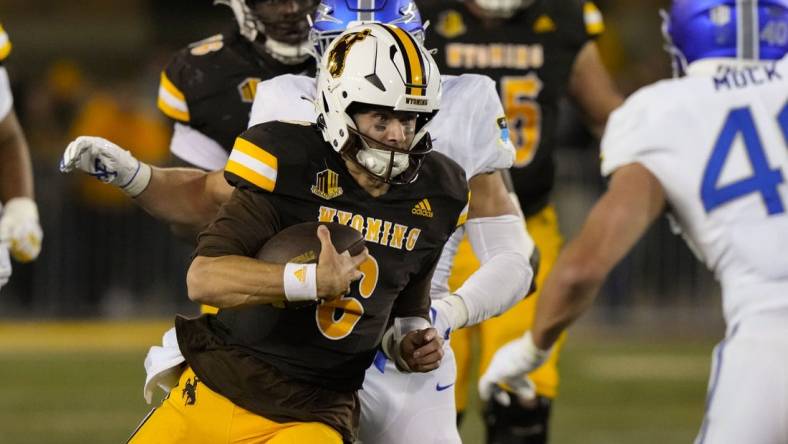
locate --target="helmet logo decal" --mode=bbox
[381,25,427,96]
[327,28,372,78]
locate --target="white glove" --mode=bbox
[478,331,550,406]
[0,197,43,262]
[60,136,152,197]
[0,242,11,290]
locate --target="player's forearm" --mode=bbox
[453,215,535,327]
[0,111,34,202]
[135,167,225,235]
[530,246,605,350]
[187,255,288,308]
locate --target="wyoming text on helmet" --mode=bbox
[316,23,441,184]
[662,0,788,76]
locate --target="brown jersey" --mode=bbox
[178,121,468,440]
[421,0,604,215]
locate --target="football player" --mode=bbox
[126,24,468,444]
[480,1,788,443]
[249,2,535,443]
[418,0,624,441]
[0,23,43,292]
[153,0,319,239]
[61,3,535,442]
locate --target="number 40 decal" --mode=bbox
[701,102,788,215]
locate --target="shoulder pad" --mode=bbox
[0,24,12,62]
[600,80,676,177]
[248,74,317,127]
[225,121,314,193]
[156,33,237,123]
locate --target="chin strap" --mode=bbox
[356,146,410,179]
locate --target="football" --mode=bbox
[256,221,366,265]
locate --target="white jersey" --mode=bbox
[601,56,788,327]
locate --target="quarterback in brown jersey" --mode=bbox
[124,24,469,444]
[418,0,623,442]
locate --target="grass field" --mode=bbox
[0,320,715,444]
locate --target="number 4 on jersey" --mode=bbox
[701,104,788,215]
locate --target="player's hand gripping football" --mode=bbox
[60,136,151,197]
[478,331,550,406]
[400,327,444,372]
[0,198,42,262]
[315,225,369,300]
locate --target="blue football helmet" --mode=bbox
[309,0,425,58]
[662,0,788,76]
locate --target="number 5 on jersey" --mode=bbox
[316,255,379,340]
[501,74,543,167]
[701,102,788,215]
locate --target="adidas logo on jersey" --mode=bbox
[412,199,434,218]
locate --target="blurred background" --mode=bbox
[0,0,723,443]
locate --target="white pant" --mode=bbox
[358,339,461,444]
[694,311,788,444]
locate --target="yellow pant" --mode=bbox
[127,367,342,444]
[450,205,565,411]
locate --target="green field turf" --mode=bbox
[0,321,715,444]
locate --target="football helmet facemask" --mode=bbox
[309,0,426,59]
[316,23,441,184]
[471,0,536,19]
[662,0,788,76]
[215,0,319,64]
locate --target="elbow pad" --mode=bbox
[381,316,431,372]
[454,215,535,326]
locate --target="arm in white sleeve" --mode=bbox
[451,214,535,327]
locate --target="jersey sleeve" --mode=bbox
[600,83,671,178]
[466,75,515,176]
[0,24,12,63]
[582,1,605,38]
[170,122,229,171]
[195,187,281,258]
[554,0,605,49]
[390,249,440,320]
[248,74,318,128]
[157,52,191,123]
[224,122,309,194]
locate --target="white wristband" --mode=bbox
[283,263,318,302]
[121,161,152,197]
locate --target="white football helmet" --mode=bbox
[472,0,535,18]
[316,23,441,184]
